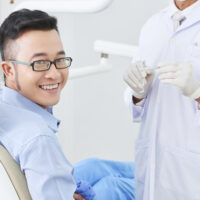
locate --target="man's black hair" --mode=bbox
[0,9,58,61]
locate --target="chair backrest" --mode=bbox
[0,164,19,199]
[0,145,32,200]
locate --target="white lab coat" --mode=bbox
[126,3,200,200]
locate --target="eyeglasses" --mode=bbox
[8,57,72,72]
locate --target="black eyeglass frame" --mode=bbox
[8,57,73,72]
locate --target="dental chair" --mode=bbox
[0,145,32,200]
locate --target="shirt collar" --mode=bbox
[181,0,200,16]
[168,0,200,18]
[1,86,60,133]
[168,1,179,19]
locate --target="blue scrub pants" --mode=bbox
[74,158,135,200]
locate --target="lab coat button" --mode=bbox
[170,38,174,44]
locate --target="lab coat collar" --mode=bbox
[181,0,200,16]
[1,86,60,133]
[167,0,200,32]
[177,5,200,32]
[168,0,200,17]
[168,0,200,18]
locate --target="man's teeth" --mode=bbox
[40,84,59,90]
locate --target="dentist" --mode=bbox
[124,0,200,199]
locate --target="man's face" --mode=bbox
[8,30,69,109]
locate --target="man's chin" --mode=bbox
[38,99,60,109]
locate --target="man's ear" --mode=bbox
[1,61,16,82]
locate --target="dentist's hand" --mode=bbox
[157,62,200,99]
[123,61,154,99]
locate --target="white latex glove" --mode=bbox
[156,62,200,99]
[123,61,154,99]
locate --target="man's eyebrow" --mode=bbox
[31,53,47,60]
[57,50,66,55]
[30,51,66,60]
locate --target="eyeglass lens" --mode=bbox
[33,58,71,71]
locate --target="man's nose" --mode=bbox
[44,63,60,79]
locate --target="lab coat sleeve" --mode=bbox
[124,23,148,122]
[124,86,146,122]
[18,135,76,200]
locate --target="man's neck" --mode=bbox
[175,0,198,10]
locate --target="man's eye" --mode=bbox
[36,60,48,64]
[57,58,65,62]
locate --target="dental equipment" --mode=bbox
[69,40,138,80]
[14,0,113,13]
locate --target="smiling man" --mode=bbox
[0,9,135,200]
[2,25,69,108]
[0,9,84,200]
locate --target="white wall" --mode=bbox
[0,0,169,164]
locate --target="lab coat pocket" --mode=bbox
[158,148,200,200]
[135,138,150,184]
[190,30,200,58]
[190,43,200,57]
[190,42,200,79]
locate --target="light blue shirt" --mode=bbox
[0,86,76,200]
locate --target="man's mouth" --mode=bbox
[39,83,59,90]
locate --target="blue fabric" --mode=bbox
[74,158,135,200]
[0,86,76,200]
[75,180,96,200]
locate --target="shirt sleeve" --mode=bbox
[18,135,76,200]
[124,86,146,122]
